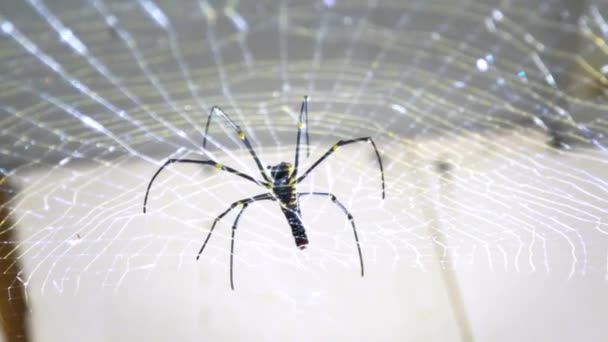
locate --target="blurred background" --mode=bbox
[0,0,607,341]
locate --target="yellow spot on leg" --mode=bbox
[238,131,246,140]
[297,122,304,129]
[332,144,338,151]
[214,163,222,170]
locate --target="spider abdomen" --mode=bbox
[280,205,308,249]
[273,183,308,249]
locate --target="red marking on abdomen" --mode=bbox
[295,236,309,249]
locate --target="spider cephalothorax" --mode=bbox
[143,96,385,290]
[268,162,294,185]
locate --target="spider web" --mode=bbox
[1,0,608,340]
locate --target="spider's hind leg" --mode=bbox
[195,193,273,261]
[230,203,249,290]
[297,192,364,277]
[195,193,274,290]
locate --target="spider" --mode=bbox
[143,96,385,290]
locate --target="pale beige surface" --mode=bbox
[9,128,608,341]
[13,140,457,341]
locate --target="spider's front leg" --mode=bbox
[202,106,273,183]
[296,137,385,199]
[143,158,267,213]
[298,192,365,277]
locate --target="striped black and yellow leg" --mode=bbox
[298,192,365,277]
[230,203,248,290]
[202,106,272,183]
[296,137,385,199]
[143,158,266,213]
[195,193,274,289]
[293,95,310,178]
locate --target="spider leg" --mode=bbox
[230,203,248,290]
[304,98,310,158]
[296,137,385,199]
[202,106,272,183]
[293,96,310,178]
[298,192,365,277]
[143,159,266,213]
[195,193,275,289]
